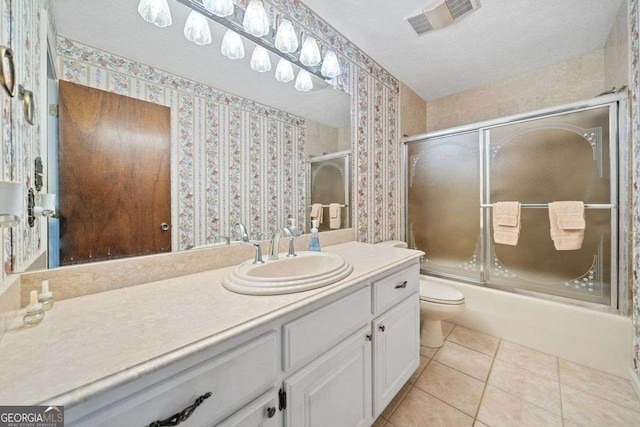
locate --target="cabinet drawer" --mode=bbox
[372,263,419,315]
[283,285,371,371]
[74,332,278,426]
[217,388,280,427]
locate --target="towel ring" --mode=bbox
[18,85,35,126]
[0,46,15,97]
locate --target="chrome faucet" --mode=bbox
[236,222,264,264]
[269,227,296,260]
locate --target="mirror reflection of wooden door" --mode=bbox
[58,81,171,265]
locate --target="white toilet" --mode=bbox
[376,240,466,348]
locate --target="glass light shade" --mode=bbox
[242,0,269,37]
[275,58,294,82]
[295,69,313,92]
[221,29,245,59]
[203,0,234,17]
[321,50,341,78]
[299,36,321,67]
[250,46,272,72]
[184,11,212,45]
[275,19,298,53]
[0,181,23,227]
[137,0,172,27]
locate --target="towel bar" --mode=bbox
[480,203,615,209]
[309,204,348,208]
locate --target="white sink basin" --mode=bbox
[222,252,353,295]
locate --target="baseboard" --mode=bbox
[630,368,640,400]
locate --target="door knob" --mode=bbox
[160,223,170,231]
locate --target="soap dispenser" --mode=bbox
[308,220,321,252]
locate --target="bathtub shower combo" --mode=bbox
[404,94,629,313]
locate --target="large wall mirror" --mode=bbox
[28,0,352,270]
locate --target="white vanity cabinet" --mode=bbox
[216,389,280,427]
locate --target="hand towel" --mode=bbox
[329,203,341,229]
[310,203,324,224]
[548,201,585,250]
[492,201,521,246]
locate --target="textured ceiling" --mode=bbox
[302,0,623,100]
[52,0,351,128]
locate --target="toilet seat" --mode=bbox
[420,280,465,305]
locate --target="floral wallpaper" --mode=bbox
[57,37,307,252]
[630,0,640,375]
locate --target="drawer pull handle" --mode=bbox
[395,281,408,289]
[379,325,386,332]
[267,406,276,418]
[147,392,212,427]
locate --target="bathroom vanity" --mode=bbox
[0,242,422,426]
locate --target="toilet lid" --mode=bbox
[420,280,465,305]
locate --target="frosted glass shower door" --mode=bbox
[484,106,615,305]
[407,132,481,281]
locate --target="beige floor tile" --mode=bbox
[433,341,493,381]
[442,321,455,338]
[561,384,640,427]
[447,325,500,356]
[381,382,412,419]
[415,360,485,416]
[420,345,437,358]
[495,341,558,381]
[408,356,429,384]
[558,359,640,412]
[477,385,562,427]
[563,420,582,427]
[372,417,387,427]
[488,359,561,414]
[390,387,474,427]
[473,422,489,427]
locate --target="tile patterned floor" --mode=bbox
[373,322,640,427]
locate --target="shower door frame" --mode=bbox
[402,93,629,314]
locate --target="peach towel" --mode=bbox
[493,202,521,246]
[310,203,323,224]
[548,201,585,250]
[329,203,341,229]
[493,202,522,246]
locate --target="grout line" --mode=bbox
[420,387,478,420]
[474,339,499,422]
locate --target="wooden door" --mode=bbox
[58,81,171,265]
[373,295,420,418]
[284,326,372,427]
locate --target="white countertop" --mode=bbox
[0,242,422,406]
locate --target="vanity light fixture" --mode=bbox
[274,19,298,53]
[0,181,23,227]
[299,36,322,67]
[203,0,234,18]
[137,0,172,28]
[220,29,245,59]
[183,10,212,45]
[242,0,270,37]
[295,69,313,92]
[250,45,272,72]
[275,58,294,82]
[321,50,341,78]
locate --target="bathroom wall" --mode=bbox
[306,120,350,158]
[57,37,307,252]
[400,83,427,137]
[426,50,607,132]
[606,0,630,90]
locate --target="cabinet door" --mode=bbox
[284,326,372,427]
[217,389,279,427]
[373,295,420,417]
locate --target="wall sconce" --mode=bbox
[18,84,35,126]
[28,191,56,227]
[0,46,15,97]
[0,181,23,227]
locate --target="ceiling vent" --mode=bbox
[406,0,480,36]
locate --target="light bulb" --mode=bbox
[321,50,341,78]
[243,0,269,37]
[250,46,272,72]
[275,19,298,53]
[295,69,313,92]
[221,29,245,59]
[299,36,321,67]
[184,11,212,45]
[203,0,234,17]
[275,58,294,82]
[137,0,172,27]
